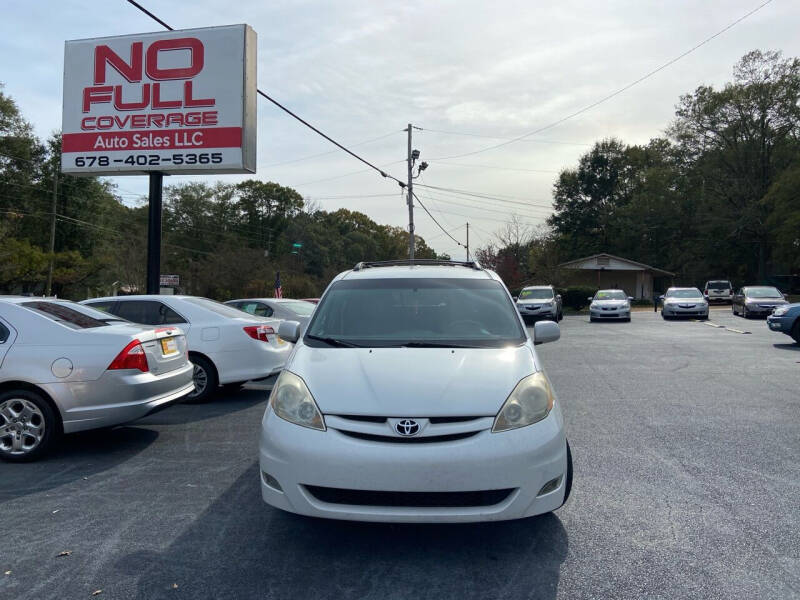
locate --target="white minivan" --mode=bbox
[259,260,572,522]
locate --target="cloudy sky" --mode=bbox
[2,0,798,258]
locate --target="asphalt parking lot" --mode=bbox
[2,308,799,600]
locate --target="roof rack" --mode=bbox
[352,259,483,271]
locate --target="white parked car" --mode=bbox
[260,260,572,523]
[225,298,316,329]
[515,285,563,322]
[588,289,633,322]
[0,297,194,461]
[82,295,291,402]
[660,287,709,319]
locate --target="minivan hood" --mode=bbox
[290,343,538,417]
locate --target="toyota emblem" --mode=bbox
[395,419,420,436]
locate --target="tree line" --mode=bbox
[477,50,800,294]
[0,86,445,300]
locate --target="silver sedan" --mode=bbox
[0,298,194,461]
[660,288,709,319]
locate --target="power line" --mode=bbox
[425,223,466,243]
[427,0,774,160]
[420,128,590,146]
[419,190,553,218]
[411,191,465,248]
[415,183,554,209]
[413,201,546,227]
[427,161,559,174]
[290,159,406,187]
[258,130,402,169]
[126,0,405,189]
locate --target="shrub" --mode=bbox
[557,286,597,310]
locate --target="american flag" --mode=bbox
[274,271,282,299]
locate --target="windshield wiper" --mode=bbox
[305,334,363,348]
[397,341,481,349]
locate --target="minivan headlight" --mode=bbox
[492,372,554,432]
[270,371,325,431]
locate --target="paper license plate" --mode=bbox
[160,337,179,356]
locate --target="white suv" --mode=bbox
[260,260,572,523]
[703,280,733,304]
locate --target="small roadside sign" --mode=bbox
[160,274,180,286]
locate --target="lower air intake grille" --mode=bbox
[338,430,479,443]
[304,486,514,508]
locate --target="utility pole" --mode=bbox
[406,123,415,260]
[466,222,470,262]
[45,172,57,296]
[146,172,163,294]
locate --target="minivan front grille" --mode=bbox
[304,485,514,508]
[337,430,479,444]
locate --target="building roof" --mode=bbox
[558,253,675,277]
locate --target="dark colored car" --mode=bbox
[766,303,800,344]
[732,286,789,318]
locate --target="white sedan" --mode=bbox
[588,289,633,322]
[660,287,709,319]
[82,295,291,402]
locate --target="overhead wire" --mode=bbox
[427,161,559,174]
[419,128,590,146]
[410,191,464,249]
[427,0,775,160]
[258,130,403,169]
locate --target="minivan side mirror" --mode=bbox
[533,320,560,345]
[278,320,301,343]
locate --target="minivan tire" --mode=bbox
[0,389,60,462]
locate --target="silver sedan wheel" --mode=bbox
[188,363,208,398]
[0,398,46,455]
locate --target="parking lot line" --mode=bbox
[725,327,751,334]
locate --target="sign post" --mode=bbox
[146,173,163,293]
[61,25,257,293]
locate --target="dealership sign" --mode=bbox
[62,25,256,175]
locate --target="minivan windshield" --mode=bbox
[745,286,783,299]
[304,278,525,348]
[519,288,553,300]
[666,288,703,298]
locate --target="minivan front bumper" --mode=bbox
[259,404,568,523]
